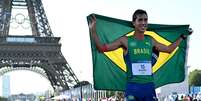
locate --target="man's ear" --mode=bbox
[132,22,135,26]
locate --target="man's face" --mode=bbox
[133,14,148,33]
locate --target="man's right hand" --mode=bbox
[88,14,96,31]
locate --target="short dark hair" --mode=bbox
[132,9,147,22]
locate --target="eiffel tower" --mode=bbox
[0,0,79,91]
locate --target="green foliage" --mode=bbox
[106,91,124,100]
[189,69,201,87]
[0,96,7,101]
[106,91,115,98]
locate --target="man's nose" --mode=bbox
[142,20,147,25]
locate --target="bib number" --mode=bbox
[132,62,152,75]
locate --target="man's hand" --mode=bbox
[180,28,193,40]
[88,14,96,31]
[188,28,193,35]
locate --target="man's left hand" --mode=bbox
[180,28,193,40]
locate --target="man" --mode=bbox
[88,9,192,101]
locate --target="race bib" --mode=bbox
[132,62,152,75]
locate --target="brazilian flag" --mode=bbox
[87,14,189,91]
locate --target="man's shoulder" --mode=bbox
[145,35,152,38]
[145,35,154,41]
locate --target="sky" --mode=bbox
[1,0,201,95]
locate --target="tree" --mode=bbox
[106,91,124,100]
[188,69,201,87]
[0,96,7,101]
[106,91,115,98]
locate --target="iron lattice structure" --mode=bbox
[0,0,79,91]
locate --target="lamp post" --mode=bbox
[73,81,90,101]
[80,85,83,101]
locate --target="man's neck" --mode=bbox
[134,32,144,40]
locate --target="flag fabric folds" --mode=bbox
[87,14,189,91]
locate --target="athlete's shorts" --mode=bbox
[125,82,157,101]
